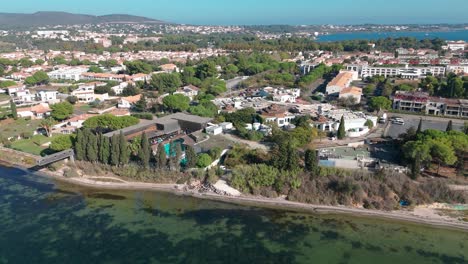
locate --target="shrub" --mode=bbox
[131,113,154,120]
[196,153,212,168]
[63,168,80,178]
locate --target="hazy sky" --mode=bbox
[2,0,468,25]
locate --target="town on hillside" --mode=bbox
[0,23,467,210]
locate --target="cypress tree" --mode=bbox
[337,115,346,139]
[75,129,85,161]
[99,134,110,164]
[110,134,120,166]
[285,141,299,171]
[138,132,150,168]
[86,132,98,163]
[304,148,319,175]
[446,120,453,132]
[119,131,129,166]
[10,100,17,120]
[175,143,182,170]
[156,145,167,170]
[416,118,423,134]
[185,145,197,169]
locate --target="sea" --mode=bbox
[316,30,468,42]
[0,164,467,263]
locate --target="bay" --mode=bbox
[0,165,467,264]
[317,30,468,42]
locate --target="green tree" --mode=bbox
[86,131,99,163]
[75,129,85,160]
[156,145,167,169]
[50,134,75,152]
[83,115,139,130]
[66,96,78,105]
[40,117,55,137]
[196,61,218,80]
[430,140,457,176]
[9,100,17,119]
[200,78,226,96]
[51,102,74,121]
[149,73,182,93]
[417,118,423,134]
[88,65,104,73]
[185,145,197,169]
[118,131,129,166]
[24,71,50,86]
[364,119,374,129]
[337,116,346,139]
[19,58,34,68]
[110,134,120,166]
[99,134,110,164]
[0,80,17,88]
[121,84,139,96]
[446,120,453,132]
[133,94,147,112]
[368,96,392,112]
[196,153,213,168]
[304,149,319,175]
[163,94,190,112]
[124,60,153,74]
[138,132,151,168]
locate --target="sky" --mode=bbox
[1,0,468,25]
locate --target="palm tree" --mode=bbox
[40,118,55,137]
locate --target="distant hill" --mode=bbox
[0,12,165,26]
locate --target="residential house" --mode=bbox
[339,86,363,104]
[259,104,295,127]
[160,63,179,73]
[10,89,34,103]
[16,103,51,119]
[71,82,105,103]
[118,94,142,109]
[392,91,468,118]
[326,71,358,95]
[174,85,199,100]
[35,89,59,103]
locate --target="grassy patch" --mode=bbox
[10,135,56,156]
[0,118,43,139]
[0,93,11,101]
[76,104,92,113]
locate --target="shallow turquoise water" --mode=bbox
[0,165,467,264]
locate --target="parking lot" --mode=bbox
[385,114,465,139]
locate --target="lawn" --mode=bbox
[0,118,43,139]
[10,135,56,156]
[76,104,93,114]
[0,93,11,101]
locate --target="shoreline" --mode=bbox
[1,160,466,232]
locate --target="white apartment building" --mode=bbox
[10,89,33,103]
[446,41,466,51]
[446,65,468,75]
[36,90,58,103]
[48,67,89,81]
[346,65,446,79]
[71,84,99,102]
[111,82,129,95]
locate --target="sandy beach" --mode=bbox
[30,166,468,232]
[0,156,467,232]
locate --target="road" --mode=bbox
[385,114,465,139]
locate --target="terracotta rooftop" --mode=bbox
[328,71,355,88]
